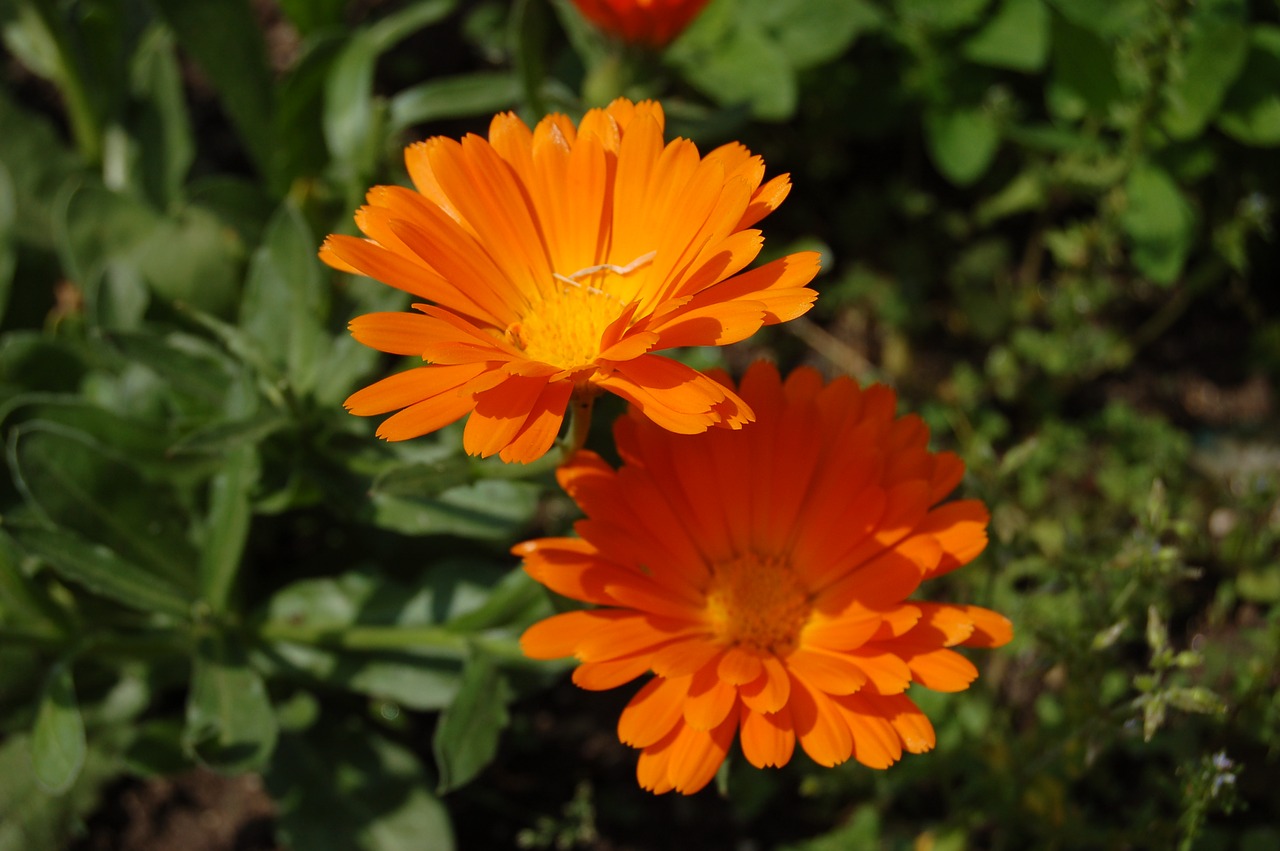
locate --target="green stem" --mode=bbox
[27,1,101,163]
[0,624,191,661]
[512,0,550,119]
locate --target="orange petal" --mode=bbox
[344,362,486,416]
[463,373,549,458]
[864,692,936,754]
[903,647,978,692]
[498,378,573,463]
[830,692,904,769]
[573,654,651,691]
[520,610,626,660]
[782,647,867,696]
[683,658,738,730]
[957,605,1014,648]
[619,676,689,748]
[650,638,724,679]
[718,646,764,685]
[348,312,434,356]
[845,649,914,695]
[666,713,737,794]
[739,653,790,714]
[788,672,853,767]
[739,703,795,769]
[917,500,990,578]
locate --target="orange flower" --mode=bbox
[518,362,1012,794]
[321,99,818,463]
[571,0,711,47]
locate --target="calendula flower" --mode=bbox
[322,99,818,463]
[518,362,1012,794]
[571,0,712,47]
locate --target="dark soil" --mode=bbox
[69,772,279,851]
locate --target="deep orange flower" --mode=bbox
[518,362,1012,794]
[571,0,711,47]
[321,99,818,463]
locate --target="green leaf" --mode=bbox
[239,203,328,397]
[278,0,347,35]
[898,0,991,31]
[185,633,278,771]
[923,105,1000,186]
[389,72,520,133]
[129,24,194,207]
[169,410,292,455]
[1047,14,1121,121]
[134,204,244,315]
[8,524,191,618]
[199,444,258,613]
[150,0,275,175]
[1120,163,1195,285]
[324,0,459,178]
[0,160,14,324]
[0,90,80,247]
[268,720,455,851]
[32,663,85,795]
[0,528,68,629]
[963,0,1050,72]
[369,456,476,501]
[1160,9,1248,140]
[744,0,882,70]
[433,651,511,793]
[1046,0,1148,37]
[0,732,113,851]
[370,479,540,540]
[667,18,797,121]
[8,421,198,587]
[1217,26,1280,146]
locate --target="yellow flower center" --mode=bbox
[506,280,623,371]
[704,553,812,654]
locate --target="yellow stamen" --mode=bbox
[704,553,811,655]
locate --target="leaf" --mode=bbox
[963,0,1050,73]
[185,633,278,771]
[923,104,1000,186]
[0,160,14,324]
[388,72,520,133]
[268,720,455,851]
[129,24,194,207]
[239,203,328,397]
[667,17,797,121]
[369,479,541,541]
[1217,26,1280,147]
[150,0,275,175]
[0,90,80,247]
[8,524,191,618]
[1046,0,1149,37]
[0,732,114,851]
[8,421,197,587]
[199,443,258,613]
[134,204,244,316]
[1047,15,1121,121]
[278,0,347,35]
[1121,163,1195,285]
[0,528,68,629]
[1161,8,1249,140]
[433,651,511,793]
[369,456,476,501]
[898,0,991,31]
[324,0,459,177]
[744,0,883,70]
[32,663,85,795]
[261,567,488,711]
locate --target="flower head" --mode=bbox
[518,362,1012,794]
[571,0,712,47]
[322,99,818,463]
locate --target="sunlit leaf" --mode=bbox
[32,662,85,795]
[433,651,511,793]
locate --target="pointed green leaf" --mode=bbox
[1121,163,1195,285]
[185,633,278,771]
[389,72,520,133]
[149,0,274,175]
[32,663,86,795]
[0,528,68,629]
[433,651,511,793]
[129,25,194,207]
[199,444,258,613]
[924,104,999,186]
[1161,9,1248,139]
[964,0,1050,72]
[8,421,197,587]
[1217,26,1280,146]
[9,524,191,618]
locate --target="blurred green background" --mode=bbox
[0,0,1277,848]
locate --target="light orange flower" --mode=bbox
[571,0,712,47]
[321,99,818,463]
[518,362,1012,794]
